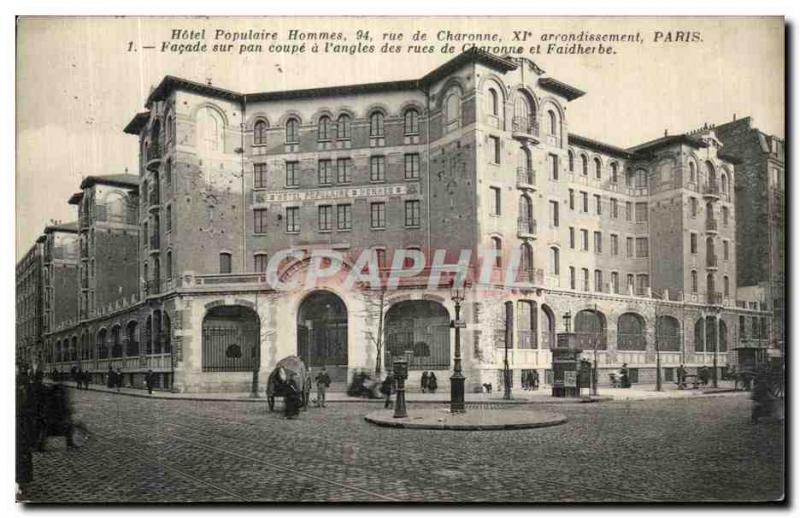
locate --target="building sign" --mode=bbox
[252,182,420,206]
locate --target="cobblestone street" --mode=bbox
[19,389,784,503]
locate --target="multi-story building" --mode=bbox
[714,117,785,356]
[16,239,44,368]
[29,49,774,392]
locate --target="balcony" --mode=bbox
[517,217,537,239]
[707,291,723,306]
[511,116,540,143]
[703,181,720,199]
[516,167,536,190]
[516,267,545,286]
[145,142,162,172]
[705,218,718,233]
[706,253,718,269]
[145,279,162,297]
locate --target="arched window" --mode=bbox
[126,321,139,357]
[317,115,332,141]
[594,157,602,179]
[253,119,268,145]
[610,162,619,183]
[285,117,299,144]
[519,195,533,225]
[691,270,698,292]
[518,147,533,183]
[165,113,174,143]
[575,309,607,350]
[111,325,121,358]
[513,92,534,133]
[520,243,534,280]
[568,150,575,172]
[689,160,697,184]
[219,252,232,274]
[166,250,173,279]
[721,172,729,198]
[97,328,108,359]
[445,91,461,125]
[547,110,558,136]
[337,114,351,140]
[581,154,588,176]
[404,108,419,135]
[618,313,646,351]
[656,316,680,351]
[491,236,502,267]
[196,107,223,152]
[369,111,384,137]
[488,87,499,116]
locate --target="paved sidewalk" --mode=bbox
[56,379,744,404]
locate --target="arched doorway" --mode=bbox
[575,309,607,350]
[297,291,348,381]
[540,304,555,349]
[202,305,260,372]
[384,300,450,371]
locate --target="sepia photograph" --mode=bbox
[13,14,786,504]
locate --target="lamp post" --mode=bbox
[655,314,663,392]
[450,281,466,413]
[503,301,512,401]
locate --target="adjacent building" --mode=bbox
[22,49,775,392]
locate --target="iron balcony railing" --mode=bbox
[705,218,718,232]
[511,116,540,137]
[517,217,537,236]
[617,333,647,351]
[707,291,723,305]
[703,181,720,197]
[516,167,535,186]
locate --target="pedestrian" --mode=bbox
[699,365,709,386]
[145,369,154,395]
[74,367,81,389]
[428,372,438,393]
[620,363,630,388]
[380,372,395,409]
[106,366,114,389]
[315,367,331,407]
[751,368,773,424]
[421,371,429,393]
[114,368,123,392]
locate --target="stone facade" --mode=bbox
[26,50,775,392]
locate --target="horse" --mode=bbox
[266,355,312,413]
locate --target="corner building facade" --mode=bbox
[37,50,773,392]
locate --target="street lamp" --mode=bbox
[503,301,512,401]
[450,280,466,413]
[655,314,663,392]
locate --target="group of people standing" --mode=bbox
[420,371,438,393]
[521,370,540,390]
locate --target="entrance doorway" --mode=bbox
[297,291,348,381]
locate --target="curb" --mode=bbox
[364,410,568,431]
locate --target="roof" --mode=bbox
[538,77,585,101]
[79,174,140,190]
[67,192,83,205]
[134,49,543,119]
[627,134,709,154]
[43,221,78,234]
[568,134,634,159]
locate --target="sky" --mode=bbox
[15,16,785,259]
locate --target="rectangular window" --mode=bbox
[489,136,501,164]
[285,207,299,233]
[635,202,648,222]
[723,240,729,260]
[636,274,650,296]
[581,229,589,251]
[636,237,649,258]
[593,231,602,253]
[569,227,575,249]
[690,198,698,217]
[581,191,588,213]
[336,158,352,184]
[318,205,333,231]
[254,163,267,189]
[610,234,619,256]
[549,154,558,180]
[569,267,576,289]
[625,201,632,221]
[626,237,633,258]
[582,268,590,292]
[404,153,420,179]
[285,161,299,187]
[337,204,352,230]
[594,194,602,215]
[594,270,603,292]
[254,254,268,273]
[627,274,635,294]
[490,187,501,216]
[370,202,386,229]
[690,233,698,254]
[370,156,385,182]
[611,198,618,218]
[569,189,575,210]
[219,253,232,274]
[611,272,619,294]
[550,201,559,227]
[723,206,729,226]
[405,200,421,227]
[253,208,268,234]
[318,159,333,185]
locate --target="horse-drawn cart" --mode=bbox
[266,356,312,415]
